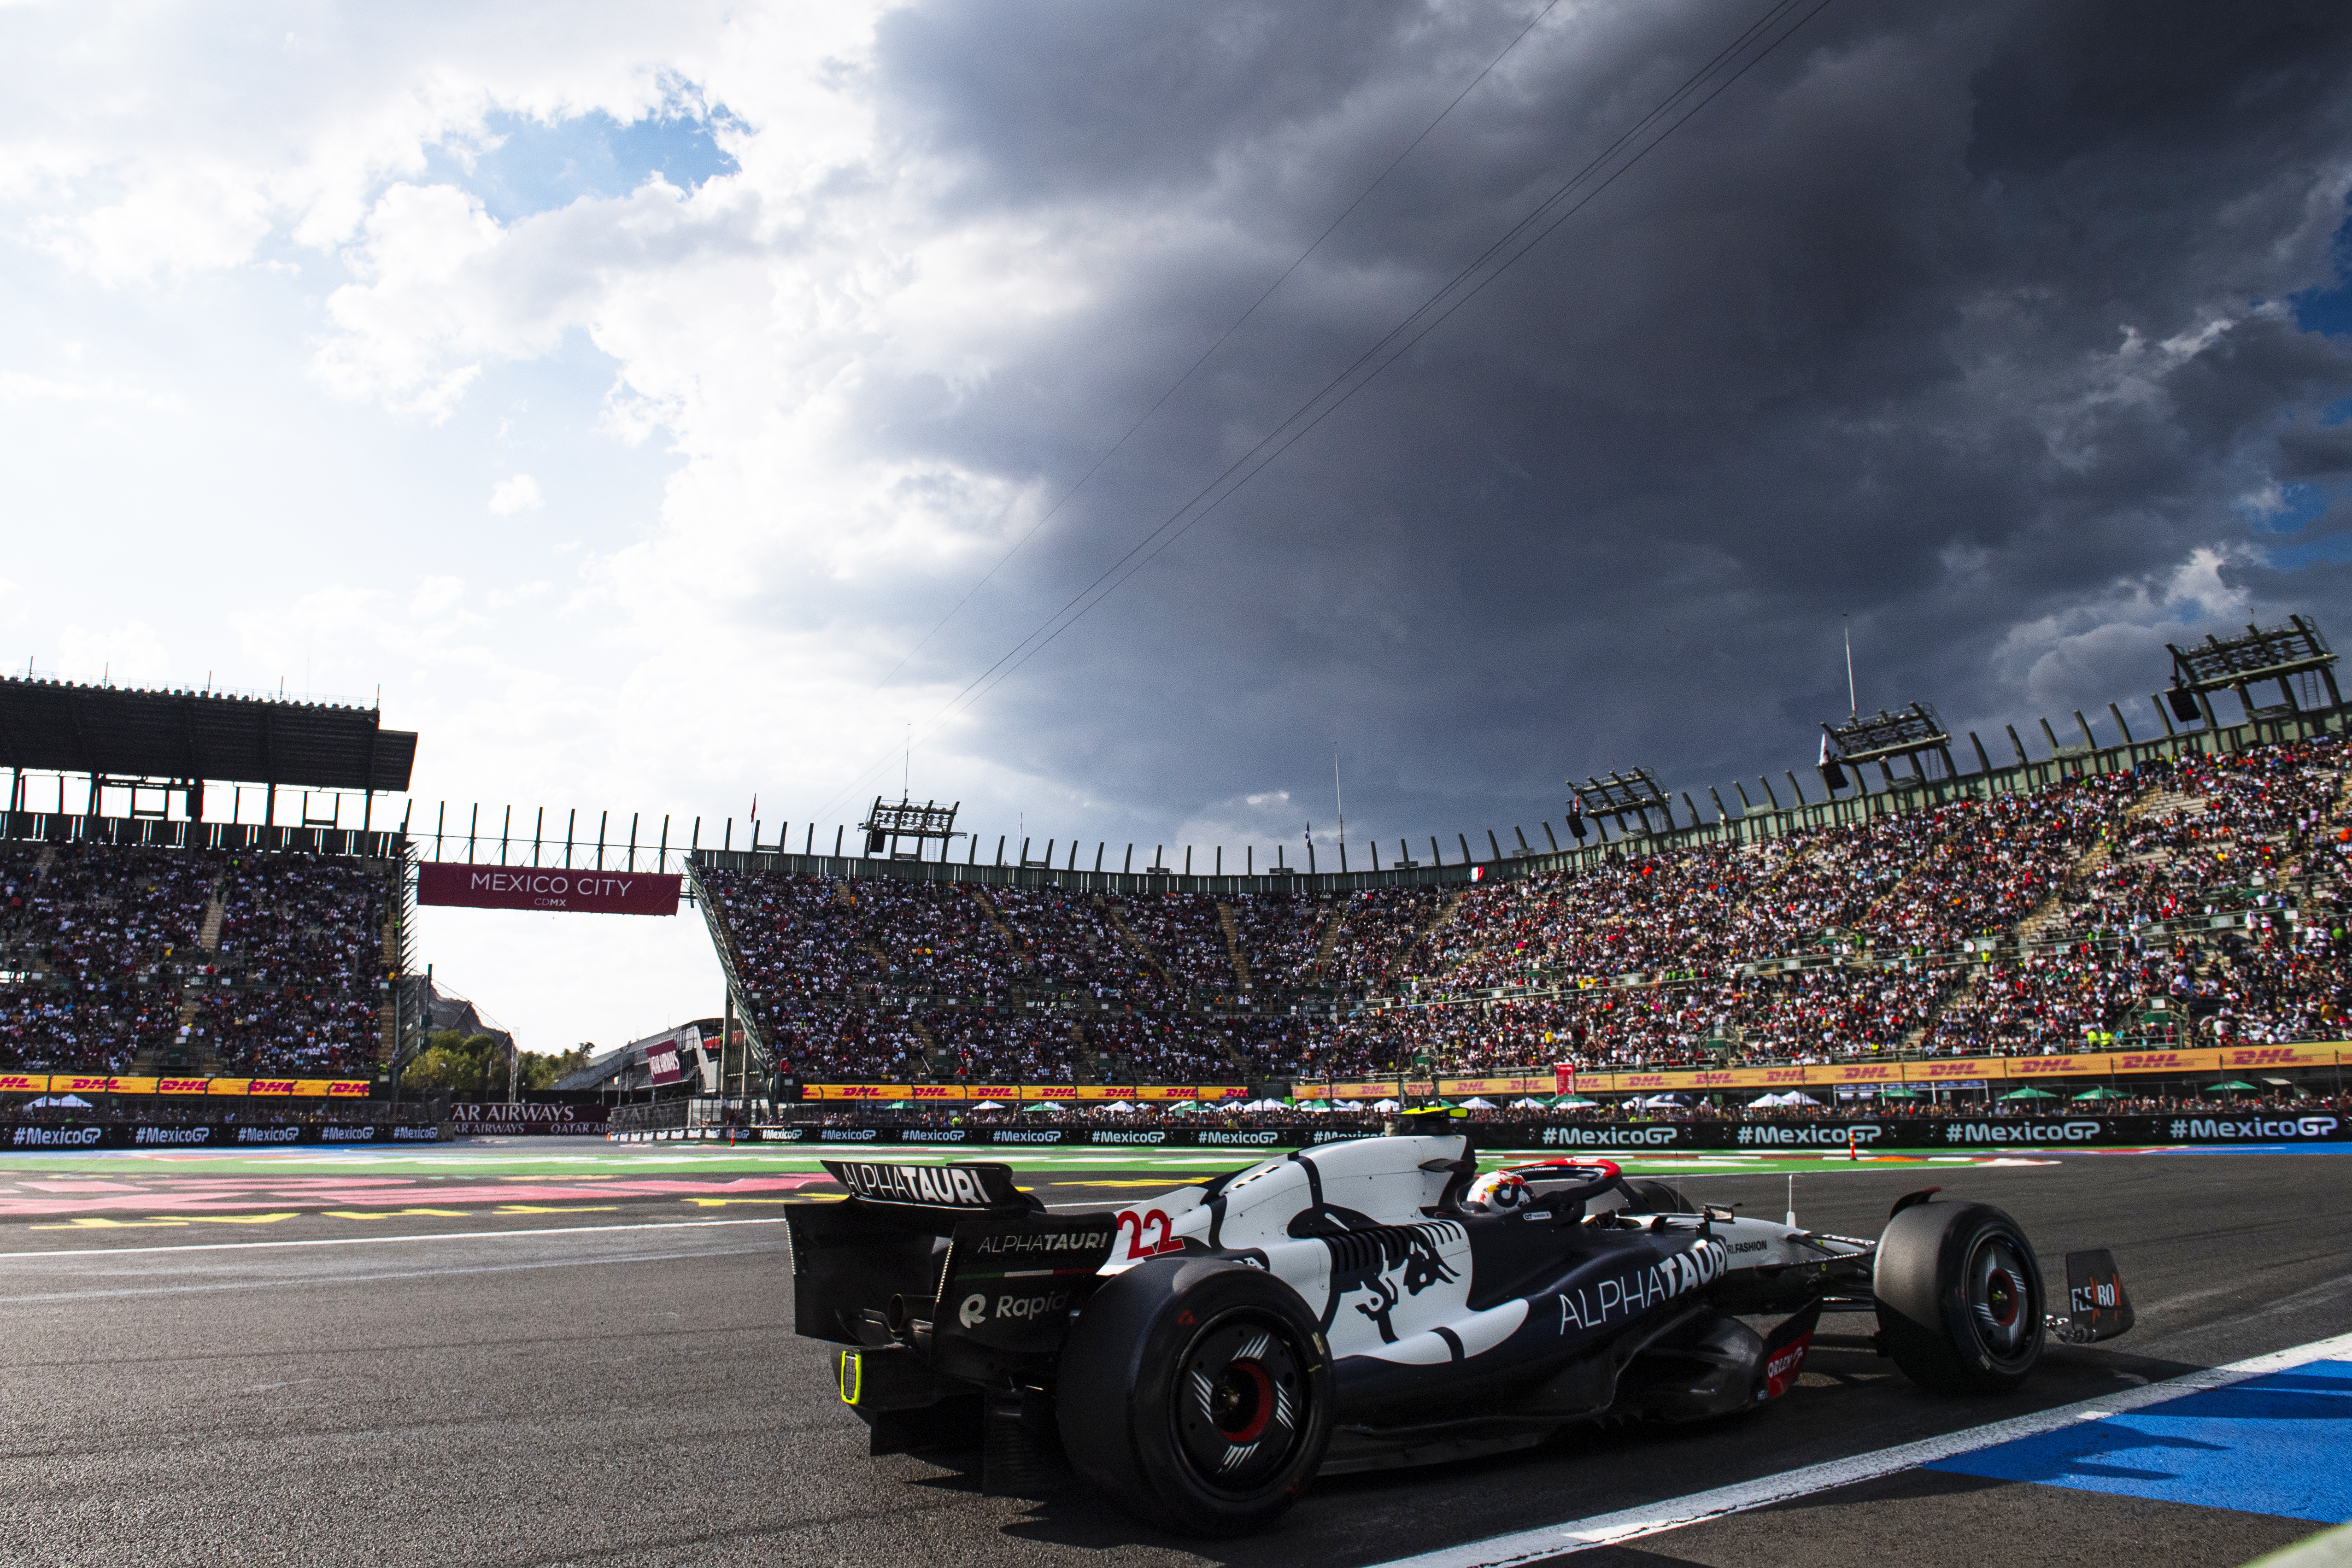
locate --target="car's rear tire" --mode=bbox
[1056,1258,1333,1536]
[1619,1178,1694,1214]
[1874,1200,2045,1394]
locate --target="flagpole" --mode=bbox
[1844,615,1857,718]
[1332,742,1345,857]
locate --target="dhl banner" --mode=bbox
[2219,1044,2342,1069]
[0,1075,370,1097]
[1134,1085,1198,1102]
[1555,1047,2343,1094]
[907,1084,965,1101]
[49,1075,116,1095]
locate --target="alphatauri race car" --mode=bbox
[787,1134,2133,1535]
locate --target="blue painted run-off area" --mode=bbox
[1929,1361,2352,1523]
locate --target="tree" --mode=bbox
[517,1043,594,1092]
[402,1031,507,1098]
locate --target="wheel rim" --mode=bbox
[1965,1233,2035,1358]
[1173,1310,1307,1494]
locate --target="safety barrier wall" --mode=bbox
[3,1121,444,1149]
[603,1114,2348,1150]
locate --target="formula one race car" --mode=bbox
[787,1135,2133,1535]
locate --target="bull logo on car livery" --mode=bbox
[1319,1222,1467,1345]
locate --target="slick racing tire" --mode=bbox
[1056,1257,1333,1536]
[1619,1178,1695,1214]
[1874,1200,2046,1394]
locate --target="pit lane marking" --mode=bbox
[1367,1328,2352,1567]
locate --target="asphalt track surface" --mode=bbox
[3,1142,2347,1567]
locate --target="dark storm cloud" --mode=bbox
[838,0,2352,846]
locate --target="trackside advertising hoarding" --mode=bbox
[640,1115,2352,1151]
[417,862,681,916]
[6,1122,444,1149]
[446,1102,609,1135]
[1542,1045,2348,1096]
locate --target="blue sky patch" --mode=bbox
[427,105,741,223]
[2291,205,2352,338]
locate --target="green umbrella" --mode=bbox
[1999,1086,2059,1101]
[2204,1080,2258,1094]
[2071,1086,2126,1101]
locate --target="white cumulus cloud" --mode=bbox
[488,474,543,515]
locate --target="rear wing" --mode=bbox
[787,1161,1114,1360]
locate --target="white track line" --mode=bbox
[1369,1328,2352,1568]
[0,1215,794,1260]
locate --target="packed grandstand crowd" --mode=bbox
[0,843,392,1075]
[705,733,2352,1085]
[2,730,2346,1087]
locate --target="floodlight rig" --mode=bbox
[1565,769,1674,840]
[2164,616,2341,728]
[859,796,962,859]
[1819,702,1956,793]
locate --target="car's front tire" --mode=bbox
[1056,1258,1333,1535]
[1874,1200,2045,1393]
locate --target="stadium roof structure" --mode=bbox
[2167,617,2341,721]
[1821,702,1958,788]
[1569,769,1675,837]
[0,678,416,792]
[861,795,961,859]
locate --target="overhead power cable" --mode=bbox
[811,0,1834,826]
[868,0,1568,698]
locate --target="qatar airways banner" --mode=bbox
[418,863,680,916]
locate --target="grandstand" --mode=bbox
[0,678,414,1081]
[6,651,2349,1107]
[688,695,2352,1092]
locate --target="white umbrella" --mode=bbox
[973,1100,1007,1110]
[1510,1097,1547,1109]
[1459,1096,1497,1110]
[1101,1100,1136,1114]
[1642,1093,1684,1108]
[1747,1092,1788,1108]
[1782,1091,1821,1107]
[1371,1098,1401,1112]
[24,1093,93,1109]
[1333,1098,1362,1109]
